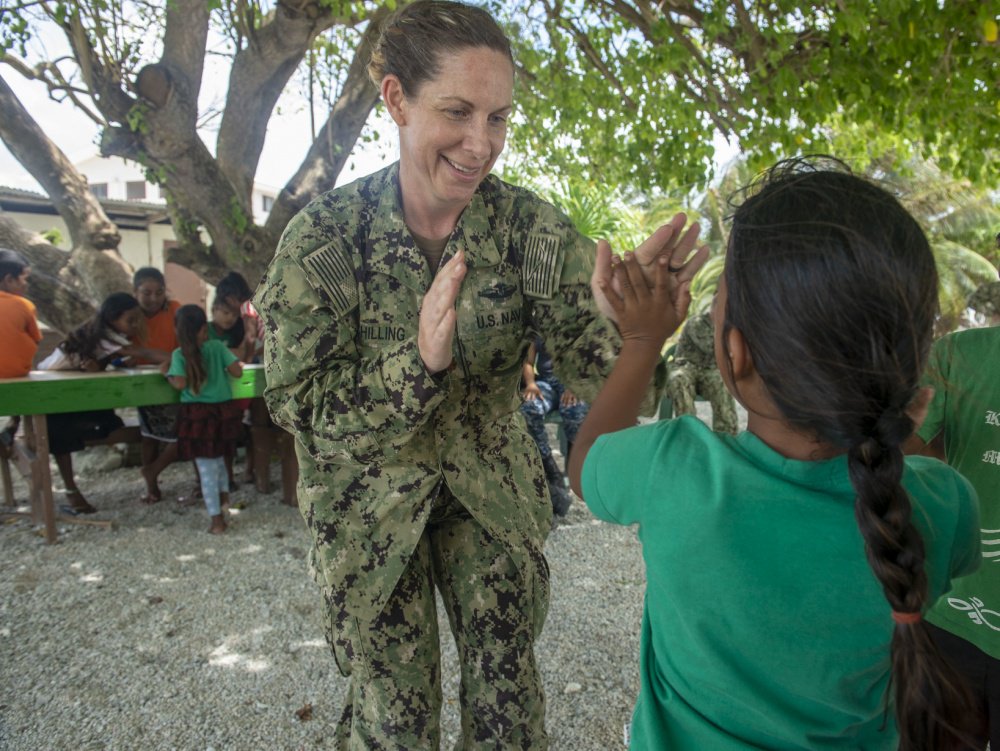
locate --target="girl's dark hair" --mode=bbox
[215,271,253,304]
[724,157,975,749]
[0,248,29,280]
[132,266,165,288]
[368,0,513,95]
[211,294,245,347]
[174,304,208,395]
[63,292,139,360]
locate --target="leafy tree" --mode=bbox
[2,0,996,333]
[495,0,998,192]
[0,0,390,330]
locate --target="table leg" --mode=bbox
[30,414,56,544]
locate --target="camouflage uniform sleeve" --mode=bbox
[254,212,448,464]
[526,201,664,412]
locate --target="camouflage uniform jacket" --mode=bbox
[254,164,623,633]
[673,311,716,369]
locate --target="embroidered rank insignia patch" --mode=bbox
[523,233,560,299]
[303,244,358,317]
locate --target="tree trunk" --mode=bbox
[0,216,96,332]
[0,73,133,308]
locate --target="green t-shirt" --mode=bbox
[167,339,238,404]
[582,416,980,751]
[918,326,1000,658]
[207,321,241,349]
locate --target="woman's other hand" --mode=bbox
[418,250,466,374]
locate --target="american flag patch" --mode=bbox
[523,233,559,299]
[303,244,358,316]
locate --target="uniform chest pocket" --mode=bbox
[455,300,527,377]
[356,280,420,359]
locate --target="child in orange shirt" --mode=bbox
[131,267,182,503]
[0,248,42,379]
[0,248,41,450]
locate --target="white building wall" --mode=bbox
[75,155,156,201]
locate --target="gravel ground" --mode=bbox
[1,406,739,751]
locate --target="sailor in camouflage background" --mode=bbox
[254,2,706,748]
[666,311,738,435]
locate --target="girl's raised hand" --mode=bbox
[600,252,690,350]
[592,216,709,326]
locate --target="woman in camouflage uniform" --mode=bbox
[255,2,704,747]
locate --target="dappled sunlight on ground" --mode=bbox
[208,643,272,672]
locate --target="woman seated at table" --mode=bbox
[37,292,161,514]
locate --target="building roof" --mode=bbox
[0,185,172,230]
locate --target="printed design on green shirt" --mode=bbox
[942,595,1000,631]
[982,529,1000,563]
[981,405,999,465]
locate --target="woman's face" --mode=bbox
[135,280,166,316]
[111,307,143,337]
[393,46,513,219]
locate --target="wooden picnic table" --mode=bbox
[0,364,266,543]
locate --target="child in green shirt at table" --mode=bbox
[167,305,243,534]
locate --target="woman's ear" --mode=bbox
[381,75,407,126]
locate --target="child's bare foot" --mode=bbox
[65,489,97,514]
[208,514,227,535]
[139,466,162,504]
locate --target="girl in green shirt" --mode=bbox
[571,159,982,750]
[167,305,243,534]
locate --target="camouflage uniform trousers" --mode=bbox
[325,489,548,750]
[668,363,738,435]
[520,377,588,469]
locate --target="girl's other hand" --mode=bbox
[79,357,101,372]
[158,360,171,375]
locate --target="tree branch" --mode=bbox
[215,0,352,206]
[0,55,106,125]
[265,5,389,236]
[159,0,211,129]
[0,73,122,256]
[60,6,134,123]
[0,216,103,332]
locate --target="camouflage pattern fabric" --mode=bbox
[969,281,1000,318]
[326,489,545,750]
[667,311,738,435]
[521,378,587,467]
[254,163,649,746]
